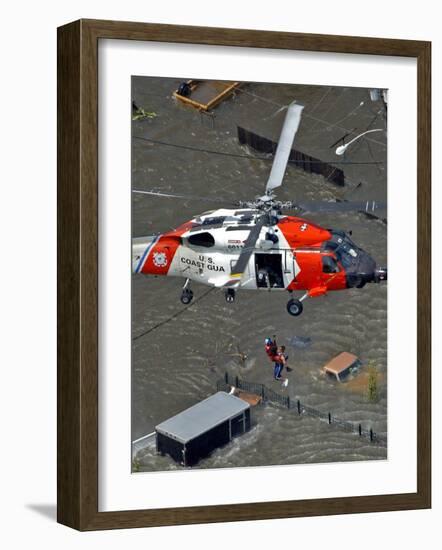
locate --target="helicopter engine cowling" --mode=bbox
[277,217,332,247]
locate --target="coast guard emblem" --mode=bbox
[153,251,168,267]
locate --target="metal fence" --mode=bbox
[217,373,387,447]
[237,126,346,187]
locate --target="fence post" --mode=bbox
[224,372,228,385]
[358,424,362,436]
[235,375,239,388]
[297,400,301,414]
[328,412,332,424]
[287,396,291,409]
[261,384,265,400]
[370,428,373,442]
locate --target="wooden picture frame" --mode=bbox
[57,19,431,530]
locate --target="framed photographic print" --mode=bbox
[57,19,431,530]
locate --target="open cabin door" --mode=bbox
[254,249,297,289]
[254,252,284,289]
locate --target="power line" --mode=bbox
[133,135,382,166]
[237,87,387,148]
[132,287,216,341]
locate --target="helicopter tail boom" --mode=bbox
[133,235,158,273]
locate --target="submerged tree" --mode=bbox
[226,342,248,368]
[132,101,157,121]
[366,361,379,403]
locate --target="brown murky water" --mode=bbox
[131,77,387,471]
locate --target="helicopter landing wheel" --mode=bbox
[287,298,303,317]
[180,288,194,305]
[225,289,236,304]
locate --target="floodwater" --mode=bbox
[131,77,388,471]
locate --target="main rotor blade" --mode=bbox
[265,102,304,193]
[230,216,266,276]
[293,200,386,213]
[132,189,238,206]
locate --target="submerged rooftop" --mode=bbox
[155,391,249,444]
[323,352,360,381]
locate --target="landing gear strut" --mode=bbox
[180,279,194,305]
[225,288,236,303]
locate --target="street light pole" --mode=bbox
[335,128,384,156]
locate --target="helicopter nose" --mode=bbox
[346,262,387,288]
[374,267,387,282]
[344,250,384,288]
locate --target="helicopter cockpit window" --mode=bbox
[322,255,340,273]
[188,232,215,248]
[201,216,226,226]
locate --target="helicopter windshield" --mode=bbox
[323,230,360,269]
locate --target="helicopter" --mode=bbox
[132,102,387,316]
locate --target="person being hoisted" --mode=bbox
[273,346,289,387]
[273,346,285,380]
[264,336,289,387]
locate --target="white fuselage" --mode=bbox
[164,208,300,289]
